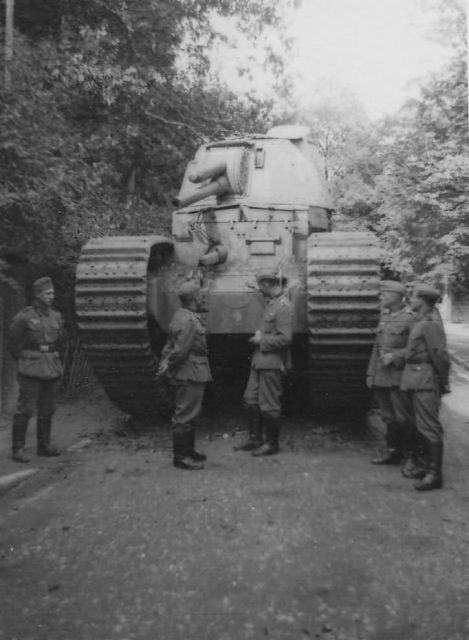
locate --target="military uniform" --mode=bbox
[401,286,450,490]
[9,279,64,461]
[242,281,293,455]
[367,284,415,464]
[160,282,211,469]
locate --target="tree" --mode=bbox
[0,0,293,300]
[327,0,468,283]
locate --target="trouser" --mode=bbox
[170,379,205,456]
[374,386,413,454]
[243,368,284,419]
[12,375,59,452]
[171,379,206,427]
[407,390,444,479]
[409,390,443,447]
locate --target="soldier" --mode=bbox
[408,281,444,328]
[401,285,450,491]
[158,280,211,470]
[235,271,293,456]
[367,280,416,467]
[8,276,64,462]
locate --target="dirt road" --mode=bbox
[1,360,469,640]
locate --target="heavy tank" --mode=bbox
[75,125,381,416]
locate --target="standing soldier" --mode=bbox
[158,280,211,470]
[401,285,450,491]
[8,277,64,462]
[367,281,416,467]
[235,271,293,456]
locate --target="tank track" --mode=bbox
[307,232,381,410]
[75,236,170,417]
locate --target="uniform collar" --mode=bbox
[33,300,50,316]
[268,291,284,303]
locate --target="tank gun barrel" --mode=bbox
[172,174,232,208]
[188,161,227,184]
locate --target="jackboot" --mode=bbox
[371,448,402,465]
[12,416,30,463]
[252,416,280,457]
[37,415,60,457]
[401,429,426,479]
[414,442,443,491]
[173,425,204,470]
[188,427,206,462]
[234,407,263,451]
[372,419,404,465]
[401,456,427,479]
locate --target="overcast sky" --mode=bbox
[288,0,454,119]
[212,0,457,121]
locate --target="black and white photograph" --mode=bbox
[0,0,468,638]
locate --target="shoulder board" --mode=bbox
[16,306,34,319]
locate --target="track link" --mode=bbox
[75,235,171,417]
[307,232,381,410]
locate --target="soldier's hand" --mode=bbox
[249,330,262,345]
[366,375,373,389]
[381,353,393,366]
[156,362,168,377]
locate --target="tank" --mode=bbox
[75,125,381,416]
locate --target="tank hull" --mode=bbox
[75,126,381,416]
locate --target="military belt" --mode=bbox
[24,345,56,353]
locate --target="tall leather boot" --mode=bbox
[37,415,60,457]
[188,427,206,462]
[12,416,30,463]
[371,422,402,465]
[401,428,426,479]
[252,416,280,457]
[234,406,263,451]
[173,424,204,470]
[414,442,443,491]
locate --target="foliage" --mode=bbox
[0,0,467,312]
[319,0,468,285]
[0,0,292,306]
[370,0,468,283]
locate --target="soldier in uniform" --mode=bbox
[401,285,450,491]
[407,281,444,327]
[367,280,416,467]
[158,280,211,470]
[8,277,64,462]
[235,271,293,456]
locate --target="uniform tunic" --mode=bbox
[401,311,450,445]
[8,302,64,417]
[366,307,415,445]
[244,292,293,419]
[160,307,211,427]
